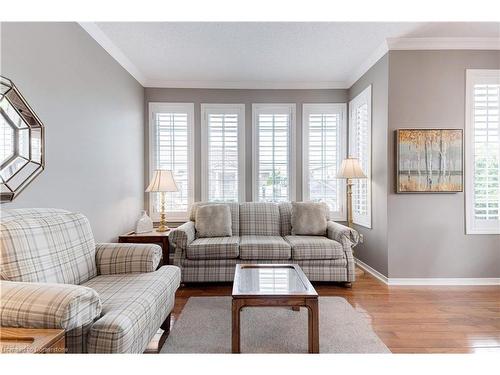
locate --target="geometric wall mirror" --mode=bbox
[1,76,45,202]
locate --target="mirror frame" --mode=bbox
[1,76,45,202]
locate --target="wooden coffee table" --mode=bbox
[231,264,319,353]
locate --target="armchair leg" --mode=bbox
[158,314,171,352]
[344,282,353,288]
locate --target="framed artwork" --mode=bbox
[396,129,463,193]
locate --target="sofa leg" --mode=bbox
[158,314,171,352]
[344,282,353,288]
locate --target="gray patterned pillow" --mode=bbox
[291,202,329,236]
[195,204,232,238]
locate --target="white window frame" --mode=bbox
[148,102,195,222]
[302,103,347,221]
[349,86,372,228]
[200,103,246,202]
[252,103,296,202]
[465,69,500,234]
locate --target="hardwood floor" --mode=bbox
[166,268,500,354]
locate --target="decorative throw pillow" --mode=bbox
[291,201,329,236]
[195,204,232,238]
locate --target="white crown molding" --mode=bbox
[78,22,147,85]
[387,37,500,51]
[355,258,500,286]
[143,79,348,89]
[78,23,500,90]
[346,41,389,88]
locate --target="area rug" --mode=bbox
[161,296,390,353]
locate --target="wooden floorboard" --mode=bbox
[161,268,500,354]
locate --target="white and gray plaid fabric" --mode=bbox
[285,235,344,260]
[278,202,293,236]
[0,280,102,351]
[1,213,97,284]
[187,236,240,260]
[0,209,181,353]
[0,208,71,221]
[95,243,162,275]
[175,257,348,282]
[189,202,240,235]
[239,235,291,260]
[169,220,196,250]
[239,202,280,236]
[83,266,180,353]
[327,220,359,246]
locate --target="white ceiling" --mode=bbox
[82,22,500,88]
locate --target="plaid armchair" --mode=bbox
[0,209,181,353]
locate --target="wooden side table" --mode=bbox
[0,327,65,353]
[119,230,171,265]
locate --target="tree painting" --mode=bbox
[397,129,463,192]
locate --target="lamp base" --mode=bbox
[156,225,169,233]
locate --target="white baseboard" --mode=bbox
[355,258,389,284]
[355,258,500,286]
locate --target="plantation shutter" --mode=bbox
[150,103,194,218]
[472,83,500,223]
[303,104,346,220]
[254,105,295,202]
[349,86,372,228]
[207,112,240,202]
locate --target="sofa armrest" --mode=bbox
[327,221,359,249]
[169,221,196,251]
[0,280,102,331]
[95,243,162,275]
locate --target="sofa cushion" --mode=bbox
[83,266,181,353]
[279,202,331,236]
[0,213,97,284]
[239,235,291,260]
[195,204,232,237]
[186,236,240,260]
[285,235,344,260]
[291,202,329,236]
[239,202,280,236]
[190,202,240,235]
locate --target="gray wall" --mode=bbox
[1,22,145,242]
[144,88,348,207]
[348,54,390,276]
[387,50,500,278]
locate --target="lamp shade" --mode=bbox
[146,170,179,192]
[337,157,367,179]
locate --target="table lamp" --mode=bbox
[337,157,366,228]
[146,169,179,232]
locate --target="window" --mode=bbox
[465,70,500,234]
[201,104,245,202]
[252,104,296,202]
[303,103,347,220]
[149,103,194,221]
[349,86,372,228]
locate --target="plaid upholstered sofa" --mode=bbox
[0,208,181,353]
[170,202,358,283]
